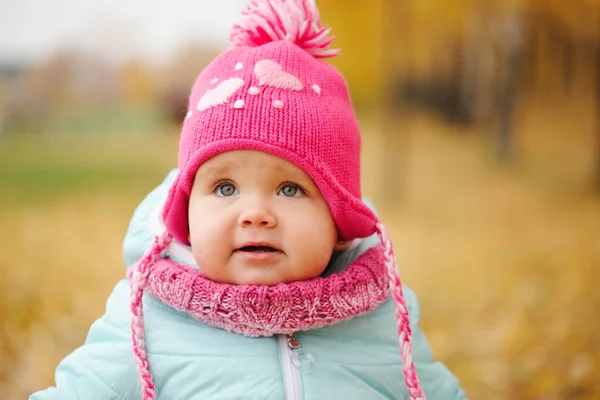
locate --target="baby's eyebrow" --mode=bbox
[194,165,232,181]
[271,162,309,177]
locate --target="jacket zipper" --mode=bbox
[278,333,302,400]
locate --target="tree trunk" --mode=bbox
[596,42,600,190]
[379,0,408,203]
[563,38,574,95]
[496,15,524,162]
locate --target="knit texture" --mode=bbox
[129,244,390,337]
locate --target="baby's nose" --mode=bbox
[238,207,277,228]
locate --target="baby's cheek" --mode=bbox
[301,238,335,272]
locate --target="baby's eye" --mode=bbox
[278,183,304,197]
[216,183,238,197]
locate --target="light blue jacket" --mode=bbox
[31,170,465,400]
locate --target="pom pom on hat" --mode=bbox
[229,0,340,58]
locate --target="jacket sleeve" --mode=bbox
[30,280,141,400]
[31,171,180,399]
[123,169,179,267]
[404,287,467,400]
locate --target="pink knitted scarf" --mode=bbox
[131,241,389,337]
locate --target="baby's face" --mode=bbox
[188,150,339,286]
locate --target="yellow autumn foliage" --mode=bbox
[318,0,600,105]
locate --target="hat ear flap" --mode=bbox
[162,172,192,246]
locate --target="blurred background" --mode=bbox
[1,0,599,399]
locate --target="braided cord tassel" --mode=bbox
[128,232,172,400]
[376,223,426,400]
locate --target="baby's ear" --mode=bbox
[334,239,351,252]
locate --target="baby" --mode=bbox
[31,1,465,399]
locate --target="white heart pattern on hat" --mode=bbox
[254,60,303,91]
[197,78,244,111]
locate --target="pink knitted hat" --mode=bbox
[129,1,425,399]
[162,0,377,245]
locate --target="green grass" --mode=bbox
[0,127,179,204]
[3,105,170,137]
[0,161,169,203]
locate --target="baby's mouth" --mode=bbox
[236,246,280,253]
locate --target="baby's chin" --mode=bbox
[202,268,327,287]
